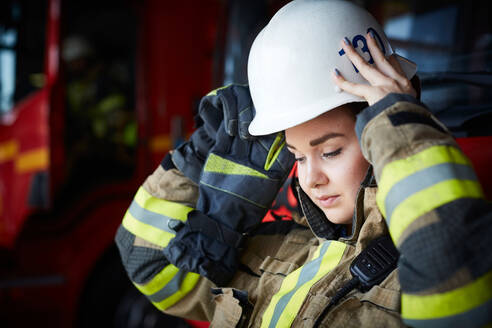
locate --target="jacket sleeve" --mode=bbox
[356,93,492,327]
[115,159,215,321]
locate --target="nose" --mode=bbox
[305,159,329,189]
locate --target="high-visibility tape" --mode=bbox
[122,187,193,247]
[402,270,492,327]
[201,154,283,208]
[264,133,286,171]
[134,187,192,223]
[389,179,483,243]
[384,162,478,222]
[204,153,268,178]
[127,201,180,234]
[261,241,347,328]
[376,145,483,243]
[206,84,233,96]
[122,210,175,248]
[377,145,472,218]
[134,264,200,311]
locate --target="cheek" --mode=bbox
[345,150,369,191]
[297,165,309,191]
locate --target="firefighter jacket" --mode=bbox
[115,93,492,327]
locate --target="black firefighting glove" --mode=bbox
[171,126,214,184]
[171,85,253,183]
[163,85,295,286]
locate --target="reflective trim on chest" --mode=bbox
[260,240,347,328]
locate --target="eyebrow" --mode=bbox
[286,132,344,150]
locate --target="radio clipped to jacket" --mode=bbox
[314,235,399,327]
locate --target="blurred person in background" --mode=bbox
[62,35,136,185]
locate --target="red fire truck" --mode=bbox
[0,0,490,327]
[0,0,225,326]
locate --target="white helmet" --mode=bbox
[247,0,417,136]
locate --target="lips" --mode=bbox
[317,195,340,208]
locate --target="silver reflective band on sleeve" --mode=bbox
[384,162,478,224]
[134,264,200,312]
[128,200,182,234]
[146,269,188,303]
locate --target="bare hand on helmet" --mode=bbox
[332,31,416,106]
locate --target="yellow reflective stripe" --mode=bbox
[0,141,49,173]
[204,153,268,178]
[0,140,18,163]
[377,145,471,218]
[261,262,303,328]
[122,210,175,247]
[206,84,232,96]
[133,264,200,311]
[151,272,200,311]
[402,270,492,320]
[261,241,347,328]
[122,187,193,246]
[389,179,483,243]
[135,264,180,295]
[134,187,192,222]
[264,133,285,171]
[16,148,49,173]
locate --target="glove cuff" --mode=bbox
[187,210,247,249]
[171,143,203,183]
[161,153,176,170]
[163,228,239,286]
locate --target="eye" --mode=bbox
[295,156,306,163]
[322,148,342,159]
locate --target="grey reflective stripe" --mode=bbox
[128,200,181,234]
[385,163,478,222]
[200,171,280,208]
[268,241,331,328]
[403,297,492,328]
[146,268,187,303]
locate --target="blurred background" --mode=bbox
[0,0,490,327]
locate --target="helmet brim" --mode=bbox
[249,53,418,136]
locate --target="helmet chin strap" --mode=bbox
[411,75,422,100]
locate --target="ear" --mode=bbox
[410,74,421,100]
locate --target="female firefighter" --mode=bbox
[115,1,492,327]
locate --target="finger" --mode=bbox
[387,54,406,77]
[341,38,386,85]
[366,31,404,78]
[365,33,415,94]
[238,105,254,140]
[387,55,416,94]
[222,100,238,136]
[199,100,222,136]
[332,68,373,99]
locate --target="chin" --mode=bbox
[323,210,352,225]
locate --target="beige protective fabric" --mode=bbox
[141,165,402,326]
[119,95,491,327]
[207,186,404,328]
[129,163,404,326]
[143,165,199,206]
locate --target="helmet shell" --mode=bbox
[248,0,417,135]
